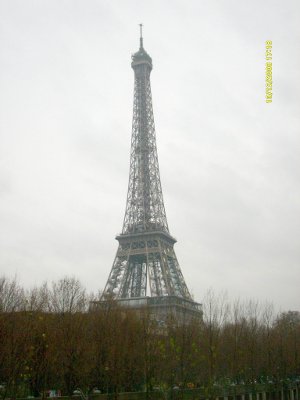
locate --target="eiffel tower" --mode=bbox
[100,26,201,321]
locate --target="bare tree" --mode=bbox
[202,289,229,387]
[0,276,25,312]
[261,302,276,377]
[241,299,264,382]
[25,283,49,312]
[274,310,300,378]
[219,299,247,381]
[48,277,87,313]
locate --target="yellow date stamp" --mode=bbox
[265,40,273,103]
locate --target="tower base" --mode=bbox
[90,295,202,325]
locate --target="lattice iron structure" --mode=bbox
[102,27,199,314]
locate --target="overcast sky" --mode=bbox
[0,0,299,311]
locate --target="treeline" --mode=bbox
[0,276,299,399]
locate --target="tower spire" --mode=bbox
[139,23,143,49]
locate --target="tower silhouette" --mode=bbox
[101,26,201,320]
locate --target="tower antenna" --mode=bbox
[139,23,143,48]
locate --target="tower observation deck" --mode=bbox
[96,26,202,322]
